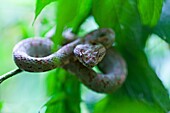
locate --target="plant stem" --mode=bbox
[0,68,23,84]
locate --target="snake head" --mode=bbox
[74,44,106,68]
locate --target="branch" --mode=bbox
[0,68,23,84]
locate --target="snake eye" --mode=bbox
[99,32,106,37]
[91,42,97,45]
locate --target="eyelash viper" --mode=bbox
[13,28,127,93]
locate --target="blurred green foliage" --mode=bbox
[0,102,2,110]
[154,0,170,43]
[35,0,56,21]
[0,0,55,113]
[94,89,164,113]
[1,0,170,113]
[137,0,163,27]
[45,69,81,113]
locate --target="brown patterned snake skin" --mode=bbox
[13,28,127,93]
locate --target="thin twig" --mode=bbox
[0,68,23,84]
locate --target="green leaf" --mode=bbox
[92,0,170,112]
[94,89,164,113]
[71,0,92,33]
[92,0,150,49]
[154,0,170,43]
[45,69,81,113]
[123,47,170,112]
[0,102,2,110]
[34,0,56,21]
[137,0,163,27]
[45,93,66,106]
[53,0,92,49]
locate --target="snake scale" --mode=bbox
[13,28,127,93]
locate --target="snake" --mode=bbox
[13,28,127,93]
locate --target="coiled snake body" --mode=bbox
[13,28,127,93]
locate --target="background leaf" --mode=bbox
[154,0,170,43]
[53,0,92,49]
[123,47,170,112]
[0,102,2,110]
[92,0,170,112]
[92,0,150,48]
[35,0,56,21]
[70,0,92,33]
[45,69,81,113]
[137,0,163,27]
[94,89,164,113]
